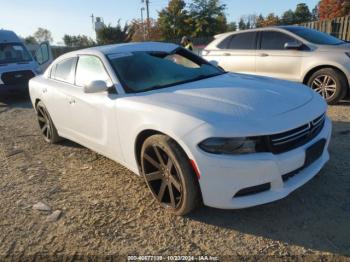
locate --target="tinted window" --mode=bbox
[284,27,344,45]
[53,57,76,84]
[0,43,32,65]
[228,32,256,50]
[217,35,232,49]
[261,31,296,50]
[75,56,111,87]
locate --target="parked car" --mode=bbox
[0,29,52,94]
[29,43,331,215]
[202,26,350,104]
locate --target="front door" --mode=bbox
[255,31,303,82]
[35,42,53,72]
[66,55,121,160]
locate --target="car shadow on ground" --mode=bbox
[0,93,32,110]
[188,120,350,256]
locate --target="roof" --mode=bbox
[83,42,179,55]
[0,29,21,43]
[214,25,307,38]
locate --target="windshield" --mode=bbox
[108,48,224,93]
[285,27,344,45]
[0,43,33,65]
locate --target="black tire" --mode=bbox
[141,134,201,215]
[307,68,348,105]
[36,101,62,144]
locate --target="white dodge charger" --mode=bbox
[29,42,332,215]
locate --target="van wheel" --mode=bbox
[307,68,347,104]
[36,101,62,144]
[140,135,201,216]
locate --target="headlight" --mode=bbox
[198,137,264,155]
[346,52,350,58]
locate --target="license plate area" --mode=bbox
[304,139,326,168]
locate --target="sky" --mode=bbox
[0,0,319,44]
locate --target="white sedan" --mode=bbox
[29,42,332,215]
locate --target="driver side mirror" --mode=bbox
[83,80,109,94]
[284,41,302,50]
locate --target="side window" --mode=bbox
[228,32,257,50]
[261,31,297,50]
[217,35,233,49]
[75,56,111,87]
[52,57,77,84]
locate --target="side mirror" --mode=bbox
[83,80,109,94]
[284,41,302,50]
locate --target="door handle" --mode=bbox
[223,53,231,56]
[42,88,47,93]
[259,53,269,57]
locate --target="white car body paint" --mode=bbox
[29,42,331,209]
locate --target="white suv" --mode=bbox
[203,26,350,104]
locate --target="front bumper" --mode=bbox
[194,117,332,209]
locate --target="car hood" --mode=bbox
[131,73,315,124]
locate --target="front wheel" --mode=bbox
[307,68,347,104]
[141,135,201,216]
[36,101,62,144]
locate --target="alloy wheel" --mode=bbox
[37,105,53,141]
[142,144,183,209]
[311,75,337,100]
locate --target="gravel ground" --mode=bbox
[0,94,349,260]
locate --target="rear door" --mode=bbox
[255,31,303,82]
[35,42,53,72]
[207,32,257,74]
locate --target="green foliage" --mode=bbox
[96,21,132,45]
[294,3,312,23]
[226,22,237,32]
[24,36,38,45]
[281,9,295,25]
[33,27,53,43]
[63,35,95,47]
[188,0,227,37]
[157,0,190,40]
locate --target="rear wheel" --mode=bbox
[307,68,347,104]
[36,101,62,144]
[141,135,201,215]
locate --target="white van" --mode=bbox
[0,29,52,94]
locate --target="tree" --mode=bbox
[294,3,312,24]
[226,22,237,32]
[319,0,345,19]
[281,9,295,25]
[261,13,280,27]
[311,4,320,21]
[24,36,38,45]
[33,27,53,43]
[96,21,132,45]
[238,18,247,30]
[239,14,258,29]
[129,19,162,42]
[256,14,265,28]
[157,0,191,40]
[188,0,227,37]
[63,35,95,47]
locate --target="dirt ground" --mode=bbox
[0,93,349,260]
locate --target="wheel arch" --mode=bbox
[303,65,349,88]
[134,129,198,177]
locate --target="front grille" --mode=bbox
[267,114,326,154]
[1,70,35,85]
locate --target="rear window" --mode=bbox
[0,43,32,65]
[218,32,257,50]
[51,57,77,84]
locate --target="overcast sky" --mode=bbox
[0,0,319,44]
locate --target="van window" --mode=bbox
[0,43,32,65]
[52,57,77,84]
